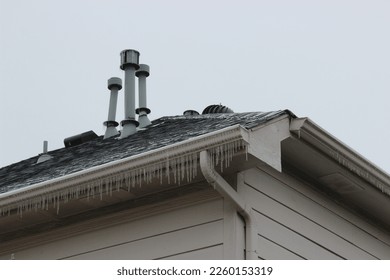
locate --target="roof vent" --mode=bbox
[202,104,234,114]
[183,110,199,116]
[36,140,52,163]
[120,49,140,138]
[135,64,151,128]
[64,131,98,148]
[104,77,122,139]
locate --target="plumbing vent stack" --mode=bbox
[36,140,52,163]
[120,49,140,138]
[43,140,48,153]
[104,77,122,139]
[136,64,151,128]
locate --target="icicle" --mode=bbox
[229,142,234,166]
[137,168,141,188]
[215,146,219,168]
[132,169,137,188]
[186,155,190,182]
[145,166,150,184]
[188,154,193,181]
[194,153,198,178]
[221,144,225,172]
[148,165,153,184]
[142,167,146,186]
[114,177,119,193]
[130,170,134,188]
[165,156,170,184]
[180,156,185,184]
[177,158,181,186]
[100,179,104,199]
[105,178,109,196]
[128,171,133,190]
[113,175,118,192]
[173,158,177,184]
[56,197,60,215]
[159,163,163,184]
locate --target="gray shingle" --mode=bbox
[0,110,293,193]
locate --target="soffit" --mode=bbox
[282,135,390,231]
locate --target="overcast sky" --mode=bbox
[0,0,389,173]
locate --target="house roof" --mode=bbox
[0,110,291,195]
[1,107,390,232]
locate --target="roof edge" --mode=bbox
[290,117,390,196]
[0,124,249,213]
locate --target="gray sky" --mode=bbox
[1,0,389,173]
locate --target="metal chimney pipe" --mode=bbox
[104,77,122,139]
[120,49,140,138]
[136,64,151,128]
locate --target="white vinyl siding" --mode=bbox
[1,196,225,260]
[66,219,223,260]
[240,167,390,260]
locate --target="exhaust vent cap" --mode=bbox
[107,77,122,90]
[120,49,140,70]
[136,64,150,77]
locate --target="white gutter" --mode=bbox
[290,118,390,196]
[199,150,257,260]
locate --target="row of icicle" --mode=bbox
[0,139,248,217]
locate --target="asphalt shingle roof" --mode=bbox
[0,110,293,194]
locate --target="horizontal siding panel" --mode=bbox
[243,168,390,259]
[159,244,223,260]
[257,235,304,260]
[246,184,376,259]
[8,198,223,260]
[65,220,223,260]
[254,210,342,259]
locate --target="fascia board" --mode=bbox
[290,118,390,196]
[0,125,249,207]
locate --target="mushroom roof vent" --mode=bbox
[202,104,234,114]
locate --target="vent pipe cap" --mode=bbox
[136,64,150,77]
[107,77,122,90]
[120,49,140,70]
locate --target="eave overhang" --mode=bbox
[290,118,390,197]
[288,117,390,230]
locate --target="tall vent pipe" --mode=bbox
[103,77,122,139]
[136,64,151,128]
[120,49,140,138]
